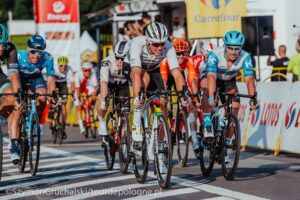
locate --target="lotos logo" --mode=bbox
[53,1,65,13]
[284,102,300,129]
[251,106,260,126]
[200,0,231,9]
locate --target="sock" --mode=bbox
[98,115,104,123]
[203,113,212,128]
[190,130,199,150]
[132,108,142,129]
[11,139,19,153]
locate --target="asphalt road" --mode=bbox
[1,125,300,200]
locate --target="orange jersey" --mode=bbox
[160,57,198,87]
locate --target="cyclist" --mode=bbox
[206,30,257,145]
[97,41,131,136]
[0,24,22,164]
[130,22,186,154]
[49,56,74,138]
[74,62,97,134]
[160,39,200,152]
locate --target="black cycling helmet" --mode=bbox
[27,34,47,50]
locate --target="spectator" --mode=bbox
[140,12,152,34]
[287,52,300,82]
[295,32,300,53]
[124,21,134,40]
[170,16,186,40]
[131,20,143,37]
[267,45,289,81]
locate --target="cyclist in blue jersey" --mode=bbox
[205,30,257,143]
[0,24,22,164]
[12,35,56,162]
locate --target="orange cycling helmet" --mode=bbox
[172,39,189,52]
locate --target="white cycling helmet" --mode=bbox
[145,22,169,43]
[81,62,93,69]
[114,41,129,58]
[201,42,217,56]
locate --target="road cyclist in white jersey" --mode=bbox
[73,62,98,134]
[97,41,131,136]
[130,22,186,174]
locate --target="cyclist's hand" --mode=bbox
[249,95,258,111]
[14,101,23,111]
[191,96,201,107]
[134,97,143,109]
[180,97,188,107]
[207,96,216,107]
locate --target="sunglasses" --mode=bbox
[29,49,43,55]
[115,56,125,61]
[226,46,241,52]
[59,65,67,68]
[176,51,187,56]
[83,69,91,72]
[151,42,165,48]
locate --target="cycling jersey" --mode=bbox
[206,47,254,80]
[160,57,198,88]
[54,65,74,84]
[17,50,55,78]
[74,70,97,95]
[100,54,129,85]
[128,36,179,71]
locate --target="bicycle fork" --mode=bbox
[26,100,37,147]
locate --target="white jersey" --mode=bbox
[74,70,98,89]
[128,36,179,71]
[206,47,254,81]
[54,65,74,84]
[100,54,128,85]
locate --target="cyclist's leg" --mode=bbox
[201,76,214,138]
[118,84,130,136]
[96,84,110,136]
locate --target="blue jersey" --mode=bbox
[206,47,254,80]
[17,50,55,79]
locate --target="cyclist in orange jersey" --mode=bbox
[160,39,200,154]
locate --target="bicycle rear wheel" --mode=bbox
[104,113,116,170]
[51,110,58,144]
[154,115,173,189]
[119,114,130,174]
[28,113,40,176]
[221,113,241,180]
[19,114,28,173]
[175,110,189,167]
[57,109,65,145]
[0,127,3,181]
[133,115,148,184]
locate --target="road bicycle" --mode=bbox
[199,88,254,180]
[132,89,172,189]
[80,94,97,139]
[102,89,131,174]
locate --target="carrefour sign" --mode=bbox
[186,0,247,38]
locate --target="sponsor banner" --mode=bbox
[186,0,247,39]
[34,0,81,71]
[281,82,300,153]
[247,82,290,150]
[34,0,79,23]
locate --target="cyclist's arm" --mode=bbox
[100,60,110,99]
[187,59,198,94]
[167,44,184,91]
[74,73,81,99]
[44,53,56,94]
[242,55,256,96]
[206,51,218,97]
[7,46,21,93]
[171,69,185,91]
[132,67,142,98]
[130,38,142,99]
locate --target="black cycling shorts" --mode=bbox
[146,68,166,92]
[216,77,240,104]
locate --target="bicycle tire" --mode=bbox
[175,110,189,167]
[221,113,241,180]
[89,112,97,139]
[104,113,116,170]
[119,114,130,174]
[51,110,58,144]
[0,127,3,181]
[18,114,28,173]
[28,113,40,176]
[199,116,216,176]
[154,115,173,189]
[133,115,148,184]
[57,108,64,145]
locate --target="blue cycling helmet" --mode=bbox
[0,24,9,45]
[223,30,245,47]
[27,34,46,50]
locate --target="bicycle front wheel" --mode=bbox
[0,127,3,181]
[119,114,130,174]
[29,113,40,176]
[221,113,241,180]
[104,113,116,170]
[57,109,65,145]
[154,115,173,189]
[19,114,28,173]
[175,110,189,167]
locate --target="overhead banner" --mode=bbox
[186,0,247,39]
[34,0,81,71]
